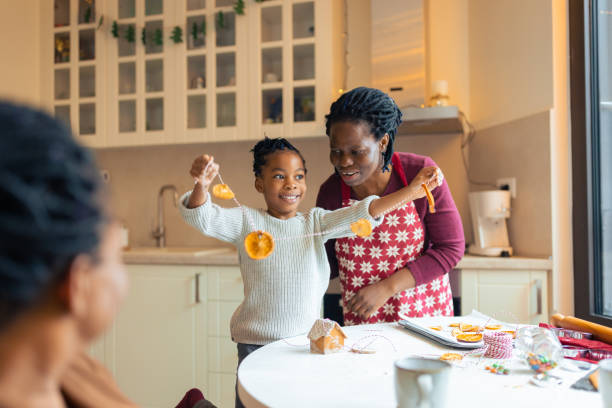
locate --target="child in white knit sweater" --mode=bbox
[180,137,438,408]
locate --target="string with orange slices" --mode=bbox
[200,159,442,260]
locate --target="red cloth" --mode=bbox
[539,323,612,364]
[539,323,612,349]
[316,152,465,287]
[335,153,454,325]
[175,388,204,408]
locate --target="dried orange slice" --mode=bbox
[422,183,435,213]
[502,330,516,339]
[485,324,502,330]
[429,326,442,331]
[456,333,483,343]
[440,352,463,361]
[244,231,274,260]
[451,328,463,337]
[212,183,235,200]
[459,323,474,332]
[449,322,460,328]
[350,218,372,237]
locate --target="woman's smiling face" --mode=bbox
[328,120,388,187]
[255,150,307,219]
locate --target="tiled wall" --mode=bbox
[468,111,552,258]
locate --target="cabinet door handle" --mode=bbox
[195,273,201,304]
[532,279,542,315]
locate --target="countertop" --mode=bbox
[123,246,552,270]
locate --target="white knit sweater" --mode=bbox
[179,192,382,345]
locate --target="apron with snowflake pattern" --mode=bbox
[336,153,454,325]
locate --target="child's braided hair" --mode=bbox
[324,87,402,172]
[0,102,107,329]
[251,137,307,176]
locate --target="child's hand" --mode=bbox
[408,166,442,199]
[190,154,219,188]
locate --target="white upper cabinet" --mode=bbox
[249,0,345,140]
[41,0,107,147]
[41,0,345,147]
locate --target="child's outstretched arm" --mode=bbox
[187,154,219,209]
[368,166,441,217]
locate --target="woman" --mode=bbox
[316,87,465,325]
[0,102,214,408]
[0,101,135,407]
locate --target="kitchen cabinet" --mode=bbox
[457,257,550,325]
[248,0,345,140]
[40,0,344,148]
[92,263,242,408]
[41,0,107,147]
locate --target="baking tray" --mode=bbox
[398,319,484,350]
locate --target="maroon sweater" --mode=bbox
[315,152,465,287]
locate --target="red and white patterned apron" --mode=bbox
[337,153,454,325]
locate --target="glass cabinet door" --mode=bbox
[258,1,316,130]
[52,0,101,142]
[260,4,283,125]
[185,2,207,132]
[116,0,137,136]
[111,0,171,144]
[291,1,315,123]
[214,1,236,128]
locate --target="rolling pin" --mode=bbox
[550,313,612,345]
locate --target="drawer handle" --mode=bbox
[195,273,201,304]
[532,279,542,315]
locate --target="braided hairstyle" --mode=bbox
[0,102,107,329]
[251,136,307,176]
[325,87,402,172]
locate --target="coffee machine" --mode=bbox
[468,190,513,257]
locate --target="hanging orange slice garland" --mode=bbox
[211,182,372,259]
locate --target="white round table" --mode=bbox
[237,322,600,408]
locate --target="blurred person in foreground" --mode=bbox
[0,102,214,408]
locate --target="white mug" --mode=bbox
[599,359,612,407]
[394,357,451,408]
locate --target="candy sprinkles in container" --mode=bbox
[516,327,563,382]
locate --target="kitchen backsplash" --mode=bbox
[95,133,470,249]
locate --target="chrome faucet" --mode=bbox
[152,184,178,248]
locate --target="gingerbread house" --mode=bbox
[307,318,347,354]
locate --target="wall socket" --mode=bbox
[496,177,516,198]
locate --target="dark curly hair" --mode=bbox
[250,137,306,176]
[0,102,107,329]
[325,87,402,172]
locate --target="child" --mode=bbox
[179,137,439,408]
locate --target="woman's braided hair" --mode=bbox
[324,87,402,172]
[0,102,107,329]
[251,136,306,176]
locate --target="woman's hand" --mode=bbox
[408,166,442,200]
[347,280,395,320]
[190,154,219,188]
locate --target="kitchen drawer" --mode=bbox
[207,373,236,408]
[207,266,243,301]
[208,301,241,337]
[208,337,238,374]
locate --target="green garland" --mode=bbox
[108,0,270,46]
[126,25,135,43]
[234,0,245,15]
[170,26,183,43]
[216,11,225,29]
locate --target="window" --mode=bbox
[571,0,612,324]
